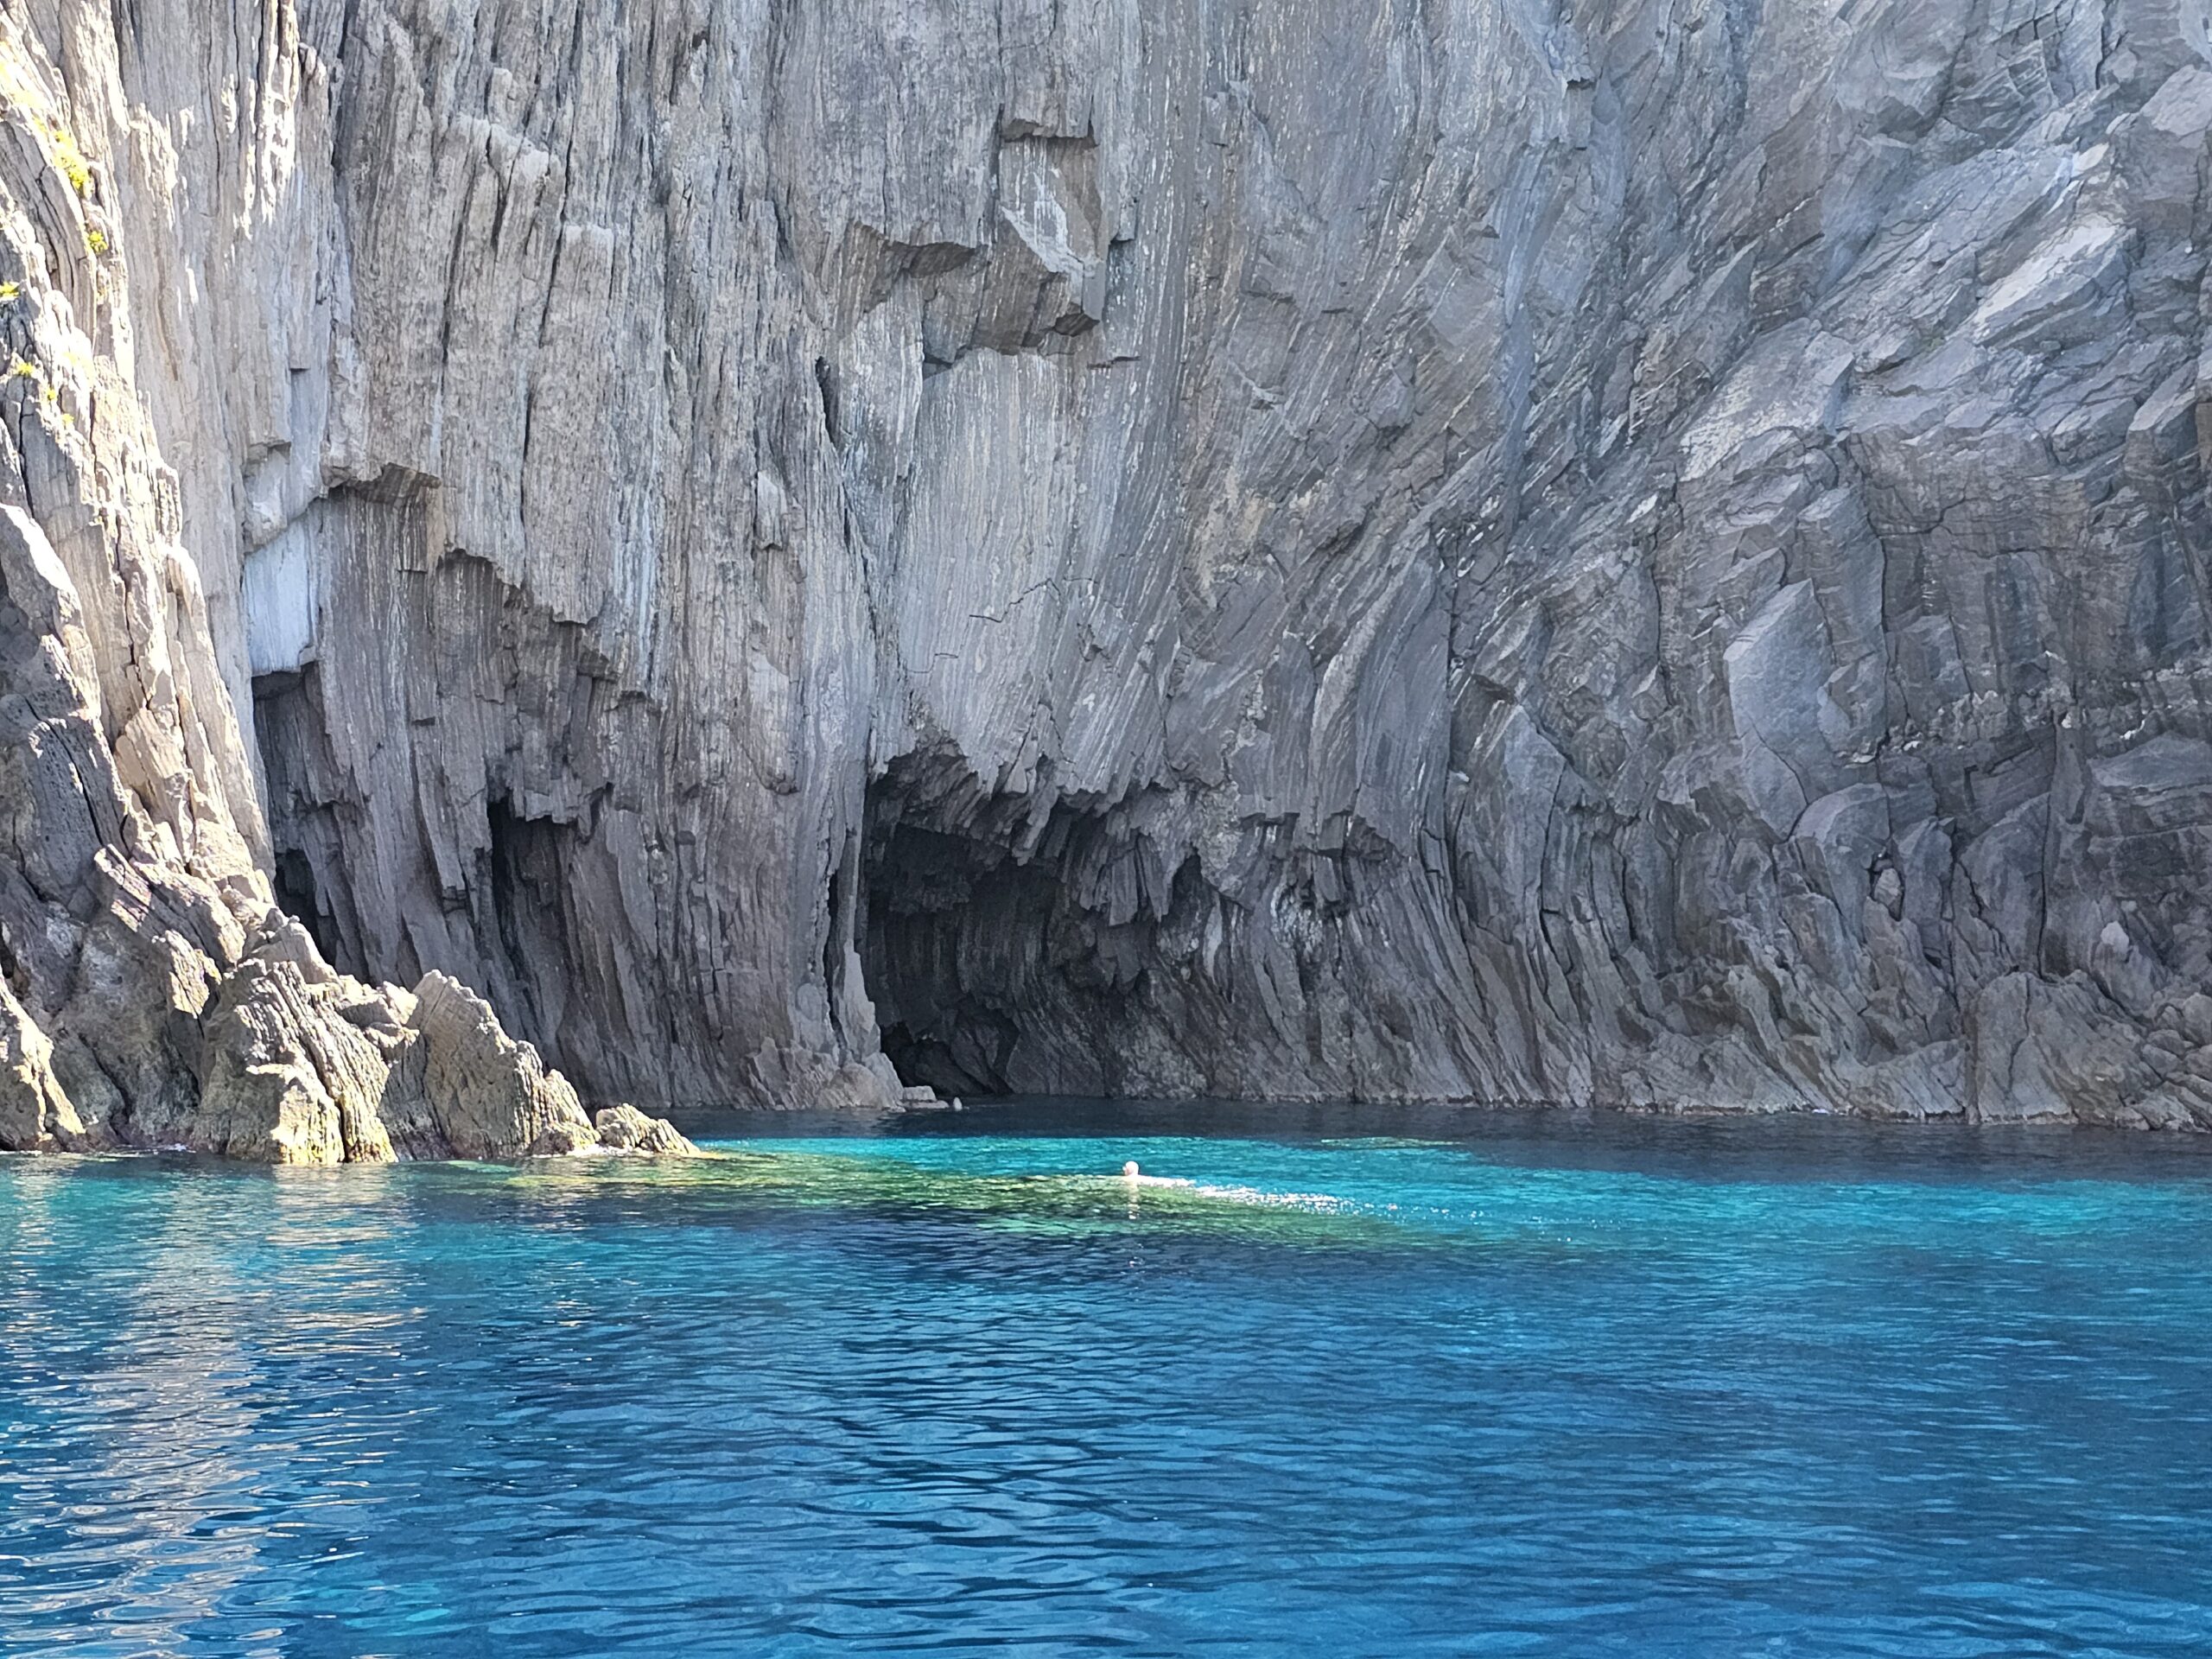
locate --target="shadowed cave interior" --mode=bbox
[251,685,1241,1107]
[254,666,353,974]
[861,746,1226,1101]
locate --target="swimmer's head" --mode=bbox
[1122,1160,1141,1179]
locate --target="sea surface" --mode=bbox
[3,1103,2211,1657]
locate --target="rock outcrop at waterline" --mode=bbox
[0,473,678,1159]
[0,218,685,1161]
[0,488,690,1163]
[2,2,2211,1138]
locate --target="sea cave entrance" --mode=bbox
[859,755,1036,1097]
[857,748,1222,1100]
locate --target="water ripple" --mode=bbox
[4,1112,2212,1656]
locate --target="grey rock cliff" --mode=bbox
[0,27,686,1160]
[2,0,2210,1140]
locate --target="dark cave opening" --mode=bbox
[861,807,1032,1098]
[858,749,1225,1100]
[252,666,357,975]
[857,748,1014,1096]
[483,791,566,1049]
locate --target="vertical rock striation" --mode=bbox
[0,11,689,1158]
[3,0,2211,1143]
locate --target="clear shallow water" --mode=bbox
[4,1105,2212,1658]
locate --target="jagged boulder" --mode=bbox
[592,1103,698,1157]
[193,924,640,1164]
[196,952,391,1163]
[410,972,599,1159]
[193,918,424,1162]
[0,976,82,1152]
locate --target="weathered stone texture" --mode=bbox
[594,1103,700,1157]
[3,0,2211,1137]
[0,16,686,1159]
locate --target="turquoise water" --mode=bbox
[4,1104,2212,1657]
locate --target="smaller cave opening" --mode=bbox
[252,664,365,976]
[272,846,340,965]
[482,791,569,1050]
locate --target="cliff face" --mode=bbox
[0,0,699,1158]
[3,0,2210,1143]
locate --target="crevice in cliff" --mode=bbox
[822,828,863,1052]
[482,792,569,1054]
[813,357,842,447]
[253,665,365,979]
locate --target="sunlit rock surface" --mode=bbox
[0,67,683,1160]
[1,1,2209,1139]
[592,1103,701,1157]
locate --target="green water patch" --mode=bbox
[486,1146,1454,1251]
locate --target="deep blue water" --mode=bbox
[4,1103,2212,1657]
